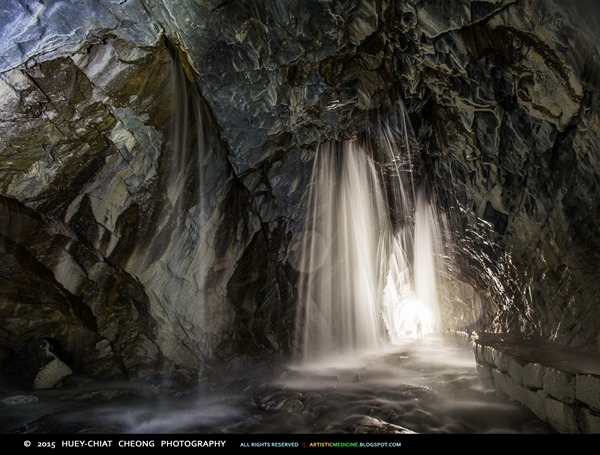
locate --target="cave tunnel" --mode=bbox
[0,0,599,438]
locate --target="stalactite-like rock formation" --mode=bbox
[0,0,598,387]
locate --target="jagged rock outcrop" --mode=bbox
[0,0,598,387]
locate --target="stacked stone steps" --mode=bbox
[473,333,600,434]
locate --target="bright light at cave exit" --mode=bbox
[381,191,440,344]
[383,274,437,342]
[397,298,434,339]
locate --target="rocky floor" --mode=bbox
[0,334,555,435]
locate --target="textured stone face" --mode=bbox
[0,0,599,384]
[414,0,600,349]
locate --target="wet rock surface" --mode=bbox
[475,332,600,375]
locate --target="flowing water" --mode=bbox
[0,334,554,435]
[294,104,451,365]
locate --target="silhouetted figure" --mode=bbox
[416,320,423,339]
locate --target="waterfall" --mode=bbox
[125,44,220,369]
[294,103,449,365]
[293,141,389,363]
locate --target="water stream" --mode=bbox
[0,334,554,434]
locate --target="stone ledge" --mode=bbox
[474,333,600,434]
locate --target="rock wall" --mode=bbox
[0,0,599,386]
[474,333,600,433]
[412,0,600,349]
